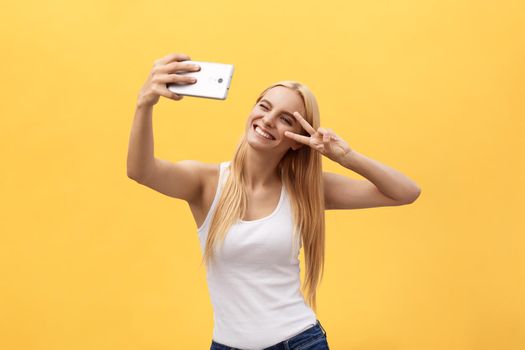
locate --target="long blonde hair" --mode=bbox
[200,80,326,312]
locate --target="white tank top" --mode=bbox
[197,160,317,349]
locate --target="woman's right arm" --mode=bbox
[126,102,155,180]
[126,53,206,203]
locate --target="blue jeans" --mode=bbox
[210,319,329,350]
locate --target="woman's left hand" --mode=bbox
[284,111,353,164]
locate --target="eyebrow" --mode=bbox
[260,99,296,122]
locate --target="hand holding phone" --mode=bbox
[167,60,234,100]
[137,52,201,107]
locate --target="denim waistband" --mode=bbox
[211,319,327,350]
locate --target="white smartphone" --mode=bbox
[167,60,234,100]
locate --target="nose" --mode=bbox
[261,113,277,127]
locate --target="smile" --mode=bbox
[253,123,276,140]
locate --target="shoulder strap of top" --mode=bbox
[219,160,231,184]
[217,161,230,195]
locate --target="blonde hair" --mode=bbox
[200,80,326,312]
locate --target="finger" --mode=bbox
[293,111,317,136]
[156,73,197,85]
[159,61,200,74]
[155,53,191,66]
[284,131,310,145]
[318,128,333,140]
[322,130,335,156]
[320,128,336,141]
[154,85,183,101]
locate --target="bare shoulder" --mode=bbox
[187,161,222,229]
[183,160,221,206]
[199,161,221,188]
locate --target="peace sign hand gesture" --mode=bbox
[284,111,353,164]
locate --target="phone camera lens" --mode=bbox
[218,78,223,83]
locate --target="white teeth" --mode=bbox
[255,125,274,140]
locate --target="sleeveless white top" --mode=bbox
[197,161,317,349]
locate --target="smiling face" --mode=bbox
[246,86,307,153]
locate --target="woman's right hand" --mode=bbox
[137,52,201,108]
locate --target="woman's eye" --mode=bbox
[281,116,292,125]
[259,104,291,125]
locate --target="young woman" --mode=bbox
[127,52,421,350]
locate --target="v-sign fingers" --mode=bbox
[284,131,310,146]
[293,111,316,135]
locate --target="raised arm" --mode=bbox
[126,52,206,203]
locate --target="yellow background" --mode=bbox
[1,0,524,349]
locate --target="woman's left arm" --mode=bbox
[284,111,421,209]
[337,149,421,204]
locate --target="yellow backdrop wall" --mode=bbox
[1,1,524,349]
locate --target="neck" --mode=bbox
[243,147,282,191]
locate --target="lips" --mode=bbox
[253,123,276,140]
